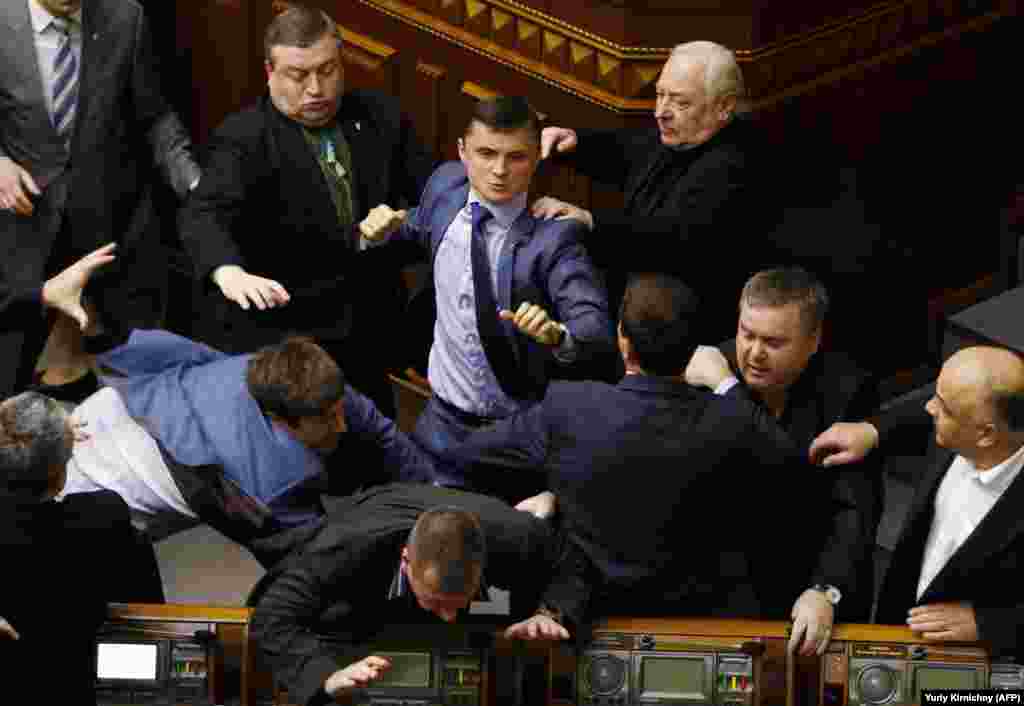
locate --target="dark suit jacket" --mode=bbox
[392,161,614,401]
[247,483,555,706]
[554,118,768,339]
[180,90,435,350]
[0,0,199,393]
[720,342,883,620]
[875,443,1024,657]
[0,489,161,705]
[451,374,836,630]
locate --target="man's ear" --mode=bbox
[264,60,274,81]
[810,325,822,355]
[717,94,737,123]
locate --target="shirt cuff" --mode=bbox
[713,376,740,395]
[552,324,577,363]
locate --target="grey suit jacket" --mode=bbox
[0,0,199,394]
[0,0,198,195]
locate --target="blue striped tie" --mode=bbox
[51,17,79,143]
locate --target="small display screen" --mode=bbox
[641,657,706,697]
[376,652,432,688]
[916,666,978,694]
[97,643,159,681]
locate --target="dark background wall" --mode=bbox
[160,0,1018,375]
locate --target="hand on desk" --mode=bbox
[0,156,41,216]
[212,265,290,311]
[505,613,570,641]
[908,602,978,642]
[0,616,19,641]
[788,589,834,656]
[324,655,391,697]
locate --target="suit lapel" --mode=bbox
[430,181,470,266]
[921,458,1024,602]
[75,0,110,149]
[339,110,379,217]
[904,446,954,539]
[270,106,342,238]
[0,2,51,130]
[498,211,536,363]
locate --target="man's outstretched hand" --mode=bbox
[41,242,117,330]
[809,422,880,467]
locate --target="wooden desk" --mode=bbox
[103,603,258,706]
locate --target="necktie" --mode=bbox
[470,203,521,399]
[51,17,79,143]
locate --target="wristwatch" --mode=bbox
[811,584,842,606]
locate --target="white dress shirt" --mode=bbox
[916,443,1024,599]
[58,387,197,533]
[28,0,82,119]
[427,189,575,418]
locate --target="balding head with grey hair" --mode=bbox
[0,392,73,500]
[654,40,744,147]
[669,41,745,106]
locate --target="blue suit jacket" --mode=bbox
[394,161,614,400]
[451,374,838,628]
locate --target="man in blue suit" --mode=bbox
[447,274,837,641]
[359,96,614,475]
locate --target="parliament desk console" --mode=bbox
[179,613,1020,706]
[97,603,259,706]
[822,624,1024,706]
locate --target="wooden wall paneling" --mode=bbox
[178,0,273,142]
[411,61,448,158]
[490,8,516,49]
[340,27,400,95]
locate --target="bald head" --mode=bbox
[945,347,1024,429]
[928,347,1024,465]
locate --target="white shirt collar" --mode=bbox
[28,0,82,34]
[467,188,528,230]
[960,442,1024,490]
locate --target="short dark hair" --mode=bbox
[619,273,701,376]
[407,506,486,595]
[740,267,829,334]
[0,392,73,499]
[464,96,540,144]
[264,4,338,64]
[246,337,345,424]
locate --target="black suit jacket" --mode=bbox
[180,90,435,350]
[0,489,160,705]
[0,0,199,393]
[720,343,883,620]
[555,119,768,339]
[248,483,555,706]
[451,374,836,630]
[875,444,1024,657]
